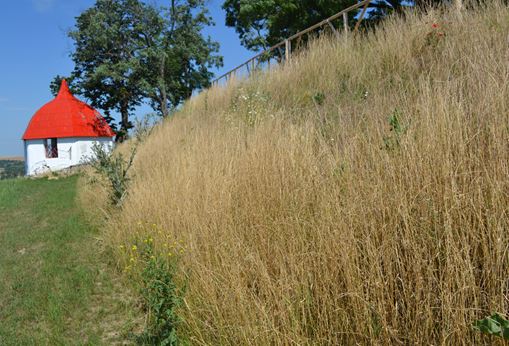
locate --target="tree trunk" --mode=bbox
[159,55,169,117]
[160,88,168,117]
[117,100,130,142]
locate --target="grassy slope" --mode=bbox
[0,176,138,345]
[82,3,509,345]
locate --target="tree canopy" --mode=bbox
[58,0,222,141]
[140,0,223,117]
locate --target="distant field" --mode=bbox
[0,157,23,161]
[0,159,24,179]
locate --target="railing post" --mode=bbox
[326,19,338,38]
[454,0,462,11]
[343,12,348,35]
[285,39,291,62]
[354,0,370,33]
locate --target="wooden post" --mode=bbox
[354,0,370,33]
[326,19,338,38]
[343,12,348,35]
[454,0,462,11]
[285,39,291,62]
[296,36,302,50]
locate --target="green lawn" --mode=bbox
[0,176,139,345]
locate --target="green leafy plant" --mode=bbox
[312,92,326,106]
[122,234,185,345]
[370,307,382,338]
[383,109,407,150]
[88,142,137,206]
[138,255,182,346]
[473,313,509,339]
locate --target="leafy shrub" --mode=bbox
[0,160,24,180]
[88,116,159,206]
[88,142,137,206]
[138,254,182,345]
[120,224,186,345]
[473,313,509,339]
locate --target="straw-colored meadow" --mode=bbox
[81,2,509,344]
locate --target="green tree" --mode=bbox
[50,75,76,96]
[59,0,221,139]
[67,0,151,141]
[139,0,223,117]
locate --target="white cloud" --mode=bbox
[32,0,56,13]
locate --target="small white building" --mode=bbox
[22,80,115,176]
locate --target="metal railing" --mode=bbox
[211,0,372,86]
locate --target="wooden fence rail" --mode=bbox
[211,0,372,86]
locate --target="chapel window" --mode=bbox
[44,138,58,158]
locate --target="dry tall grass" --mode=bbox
[81,2,509,344]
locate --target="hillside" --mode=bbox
[82,2,509,345]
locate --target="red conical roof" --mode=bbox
[22,80,115,140]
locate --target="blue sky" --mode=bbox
[0,0,252,157]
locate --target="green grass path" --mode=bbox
[0,176,137,345]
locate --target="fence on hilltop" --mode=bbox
[211,0,373,86]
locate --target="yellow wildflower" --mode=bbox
[132,245,137,251]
